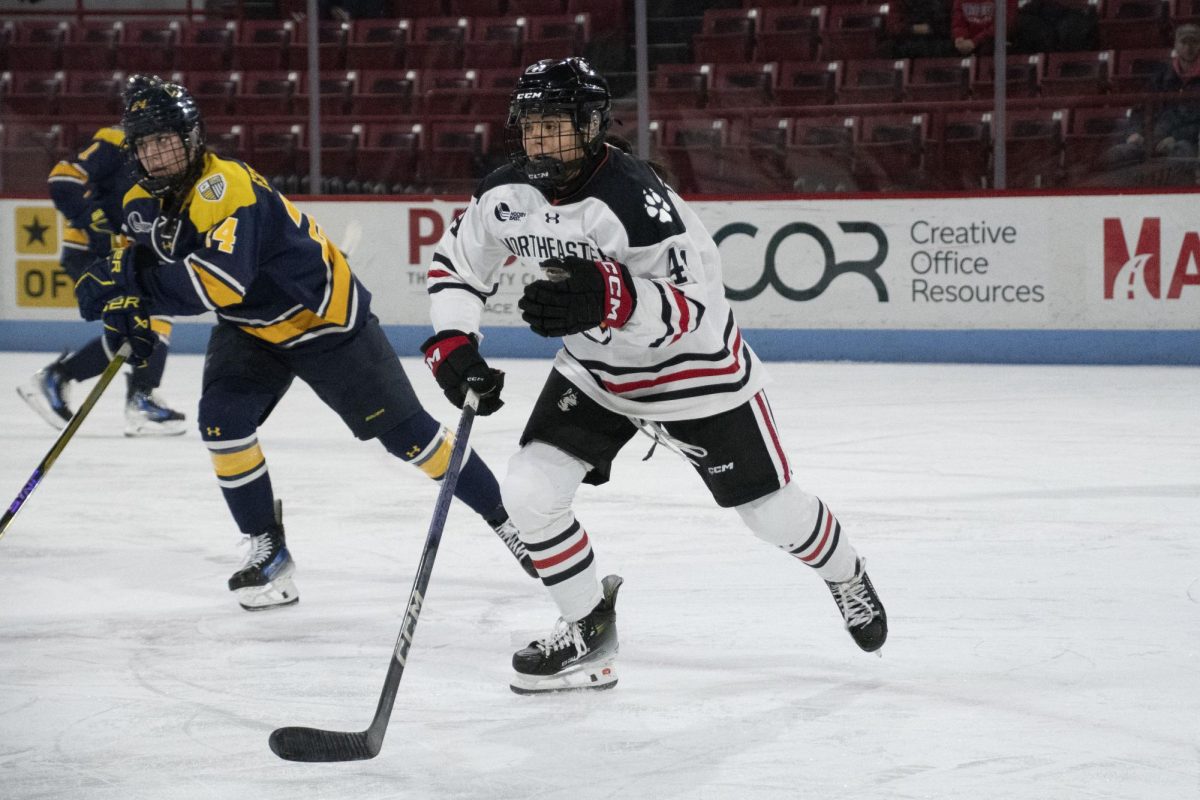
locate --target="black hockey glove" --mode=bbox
[519,256,637,338]
[421,330,505,416]
[101,294,157,365]
[73,243,158,321]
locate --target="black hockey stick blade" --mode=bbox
[268,726,379,762]
[268,393,479,762]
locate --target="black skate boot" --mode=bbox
[487,510,538,579]
[125,375,187,437]
[511,574,623,694]
[17,351,73,430]
[228,500,298,611]
[826,558,887,652]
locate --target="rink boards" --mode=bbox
[2,191,1198,364]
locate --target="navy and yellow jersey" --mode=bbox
[47,125,137,256]
[124,152,371,350]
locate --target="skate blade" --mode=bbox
[510,660,618,695]
[16,385,69,431]
[235,576,299,611]
[124,419,188,437]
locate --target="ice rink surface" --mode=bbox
[0,350,1196,800]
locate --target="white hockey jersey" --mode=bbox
[426,145,766,422]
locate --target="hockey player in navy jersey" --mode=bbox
[74,75,536,610]
[421,57,888,694]
[18,98,186,436]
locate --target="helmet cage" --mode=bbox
[504,59,611,189]
[122,77,207,199]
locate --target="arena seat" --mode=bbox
[1098,0,1174,50]
[346,19,411,70]
[907,56,974,102]
[854,112,930,190]
[464,18,525,69]
[352,69,419,115]
[837,58,908,104]
[61,20,123,72]
[233,20,295,72]
[693,8,760,64]
[116,21,181,73]
[8,21,70,72]
[775,60,842,106]
[649,63,713,111]
[1003,108,1068,187]
[708,62,777,109]
[929,110,991,189]
[756,6,825,63]
[1041,50,1114,96]
[1111,47,1166,92]
[823,4,891,61]
[972,53,1044,98]
[178,20,237,73]
[405,17,471,70]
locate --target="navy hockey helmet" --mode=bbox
[505,57,611,189]
[122,75,206,199]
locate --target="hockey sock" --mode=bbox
[59,337,107,381]
[378,410,502,518]
[502,442,601,620]
[736,482,858,583]
[200,380,279,534]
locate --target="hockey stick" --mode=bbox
[269,390,480,762]
[1,342,133,542]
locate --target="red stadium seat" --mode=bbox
[567,0,621,35]
[929,110,991,189]
[448,0,509,14]
[1064,104,1142,180]
[295,21,352,71]
[62,72,126,117]
[649,63,713,111]
[1042,50,1114,96]
[390,0,446,15]
[521,14,590,64]
[405,17,471,70]
[249,122,304,179]
[655,117,732,192]
[708,63,778,109]
[295,70,359,116]
[3,71,66,117]
[177,70,242,117]
[62,20,122,71]
[237,71,301,116]
[298,122,365,179]
[973,53,1044,99]
[8,21,71,72]
[787,114,860,192]
[465,18,526,69]
[425,120,493,192]
[0,121,68,194]
[346,19,411,70]
[509,0,568,14]
[838,58,908,104]
[1004,108,1067,187]
[352,69,419,116]
[206,122,247,161]
[693,8,760,64]
[756,6,825,62]
[116,21,181,72]
[775,60,842,106]
[472,68,520,116]
[1098,0,1173,50]
[233,20,296,72]
[907,56,974,102]
[854,112,930,190]
[179,21,237,73]
[1111,47,1167,93]
[823,4,892,61]
[417,68,479,115]
[360,122,424,190]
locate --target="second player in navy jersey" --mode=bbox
[75,75,536,610]
[421,58,889,694]
[18,89,186,436]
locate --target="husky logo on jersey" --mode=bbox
[126,211,154,234]
[557,387,578,412]
[197,174,226,202]
[644,189,672,223]
[494,202,526,222]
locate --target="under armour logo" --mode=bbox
[206,426,221,437]
[545,212,560,224]
[557,388,578,412]
[406,444,422,458]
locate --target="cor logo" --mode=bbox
[1103,218,1200,299]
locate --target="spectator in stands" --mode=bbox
[952,0,1018,55]
[890,0,956,59]
[1146,24,1200,157]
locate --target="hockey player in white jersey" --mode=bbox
[420,57,887,694]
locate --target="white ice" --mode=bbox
[1,351,1197,800]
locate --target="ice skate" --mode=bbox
[491,515,538,578]
[826,558,887,653]
[16,352,73,430]
[229,501,298,611]
[511,574,622,694]
[125,375,187,437]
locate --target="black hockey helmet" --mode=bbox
[122,74,206,199]
[504,57,611,189]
